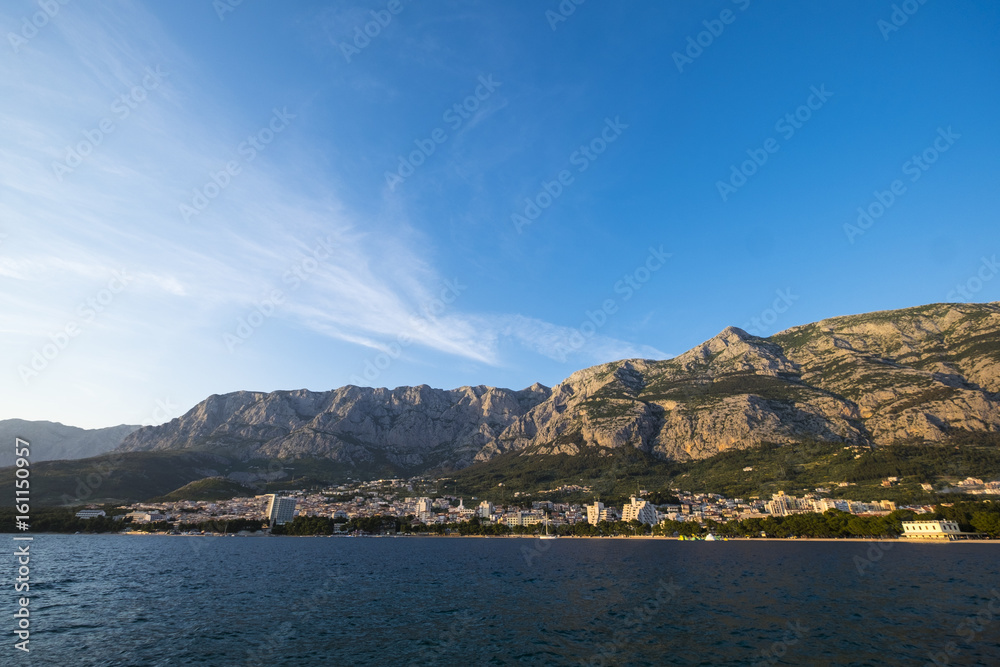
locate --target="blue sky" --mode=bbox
[2,0,998,429]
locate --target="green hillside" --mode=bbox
[9,436,1000,506]
[0,450,407,506]
[151,477,256,502]
[449,440,1000,505]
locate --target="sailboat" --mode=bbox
[540,514,558,539]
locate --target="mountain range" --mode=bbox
[6,301,1000,503]
[118,301,1000,465]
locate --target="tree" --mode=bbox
[971,511,1000,537]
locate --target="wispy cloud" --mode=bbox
[0,1,666,427]
[492,314,670,364]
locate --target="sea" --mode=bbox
[8,534,1000,666]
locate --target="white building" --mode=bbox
[415,497,433,522]
[901,519,961,540]
[587,502,616,524]
[765,492,808,516]
[75,509,106,519]
[621,497,657,525]
[503,512,542,527]
[266,495,298,526]
[477,500,494,519]
[455,499,476,520]
[811,498,841,512]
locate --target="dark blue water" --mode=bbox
[6,535,1000,666]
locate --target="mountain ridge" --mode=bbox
[0,420,138,467]
[117,383,553,471]
[114,301,1000,470]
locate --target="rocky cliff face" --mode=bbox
[119,302,1000,469]
[486,302,1000,462]
[118,384,552,470]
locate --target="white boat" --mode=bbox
[540,515,558,539]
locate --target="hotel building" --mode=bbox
[266,495,298,526]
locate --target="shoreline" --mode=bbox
[26,532,998,543]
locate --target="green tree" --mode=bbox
[971,511,1000,537]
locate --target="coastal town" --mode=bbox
[72,474,1000,539]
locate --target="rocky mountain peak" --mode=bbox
[117,302,1000,471]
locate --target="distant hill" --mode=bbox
[1,451,387,506]
[0,420,138,467]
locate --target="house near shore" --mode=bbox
[901,520,964,540]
